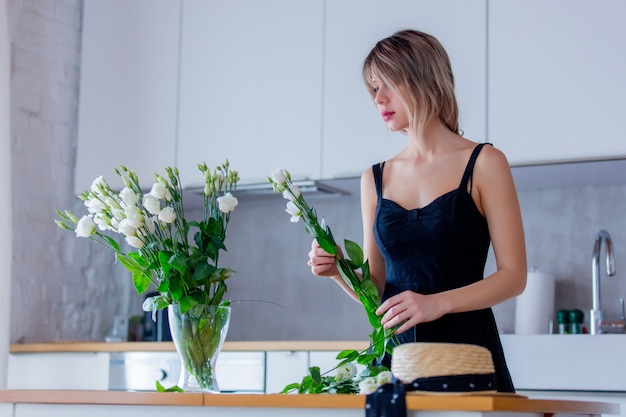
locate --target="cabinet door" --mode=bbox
[176,0,324,188]
[8,352,110,390]
[323,0,487,179]
[489,0,626,165]
[264,351,308,394]
[75,0,180,192]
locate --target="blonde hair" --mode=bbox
[362,29,460,136]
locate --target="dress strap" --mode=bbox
[459,143,492,193]
[372,162,385,201]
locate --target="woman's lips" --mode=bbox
[382,111,394,121]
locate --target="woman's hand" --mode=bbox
[307,239,339,277]
[376,290,448,334]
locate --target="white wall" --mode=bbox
[0,0,12,388]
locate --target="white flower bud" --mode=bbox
[282,184,301,201]
[270,169,287,185]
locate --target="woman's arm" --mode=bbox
[378,145,527,333]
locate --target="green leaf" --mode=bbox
[101,235,121,252]
[179,295,198,313]
[132,271,152,294]
[156,380,183,392]
[191,262,211,282]
[336,349,359,361]
[344,239,363,266]
[308,366,322,384]
[209,268,234,283]
[128,251,150,268]
[116,253,145,274]
[158,251,174,277]
[281,383,300,394]
[169,252,189,276]
[169,276,184,301]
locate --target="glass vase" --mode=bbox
[168,304,231,393]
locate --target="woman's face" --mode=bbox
[371,77,409,132]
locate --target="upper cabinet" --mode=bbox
[322,0,488,179]
[75,1,626,192]
[75,0,180,193]
[488,0,626,165]
[175,0,324,188]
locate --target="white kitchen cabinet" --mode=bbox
[8,352,110,390]
[264,350,309,394]
[322,0,488,179]
[489,0,626,165]
[75,0,180,192]
[176,0,324,188]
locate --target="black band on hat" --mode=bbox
[365,373,497,417]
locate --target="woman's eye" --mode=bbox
[372,87,379,93]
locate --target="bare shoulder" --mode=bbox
[475,144,512,177]
[360,165,376,186]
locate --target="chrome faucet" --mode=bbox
[590,230,617,335]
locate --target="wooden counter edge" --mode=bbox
[9,341,371,353]
[0,391,619,415]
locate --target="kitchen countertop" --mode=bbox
[9,340,371,353]
[0,390,619,415]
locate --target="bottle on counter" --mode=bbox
[569,309,584,334]
[556,309,570,334]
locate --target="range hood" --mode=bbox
[182,178,356,207]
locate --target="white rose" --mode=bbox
[89,176,106,194]
[84,198,105,214]
[282,184,301,201]
[124,206,144,229]
[217,193,238,213]
[358,377,380,395]
[335,362,357,381]
[270,169,287,186]
[158,206,177,224]
[144,216,157,234]
[125,235,144,248]
[148,182,167,200]
[119,187,139,206]
[75,215,96,238]
[376,371,392,385]
[285,201,301,222]
[143,195,161,215]
[93,213,110,231]
[163,188,173,201]
[118,218,137,236]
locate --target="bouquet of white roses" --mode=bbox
[268,168,399,394]
[56,160,240,315]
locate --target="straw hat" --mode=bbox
[390,342,496,394]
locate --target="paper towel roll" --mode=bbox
[514,270,556,334]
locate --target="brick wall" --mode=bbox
[10,0,140,343]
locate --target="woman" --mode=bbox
[307,29,527,392]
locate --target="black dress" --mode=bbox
[372,143,515,393]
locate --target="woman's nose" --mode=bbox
[375,90,386,104]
